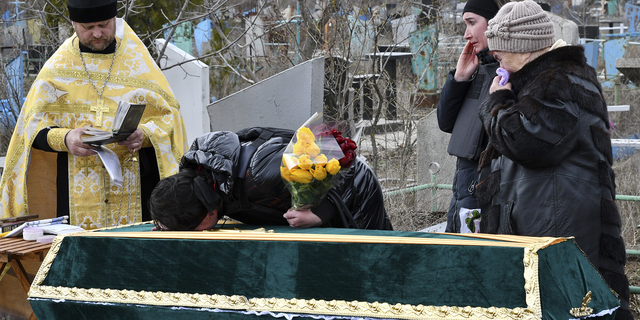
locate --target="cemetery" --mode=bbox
[3,0,640,318]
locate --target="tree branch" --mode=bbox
[155,0,191,66]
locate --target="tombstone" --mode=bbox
[2,25,25,47]
[348,15,375,57]
[548,12,579,45]
[582,41,599,69]
[27,19,42,45]
[245,15,266,57]
[155,39,210,145]
[416,111,456,214]
[603,36,629,80]
[324,56,351,120]
[194,18,213,56]
[579,26,600,39]
[352,74,379,121]
[163,21,193,55]
[58,24,72,44]
[626,2,640,33]
[615,58,640,85]
[615,40,640,86]
[410,11,438,93]
[390,14,417,44]
[207,57,324,132]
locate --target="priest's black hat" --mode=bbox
[68,0,117,23]
[463,0,500,21]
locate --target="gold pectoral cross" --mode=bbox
[90,99,110,128]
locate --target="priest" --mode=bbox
[0,0,187,229]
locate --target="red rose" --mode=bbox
[347,140,357,151]
[340,151,355,167]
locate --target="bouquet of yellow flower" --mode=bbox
[280,113,357,210]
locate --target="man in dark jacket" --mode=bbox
[477,2,632,319]
[437,0,501,232]
[149,127,393,231]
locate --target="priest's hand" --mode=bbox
[66,127,98,157]
[119,128,144,153]
[284,208,323,228]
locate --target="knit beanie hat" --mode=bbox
[463,0,500,21]
[68,0,117,23]
[485,0,555,53]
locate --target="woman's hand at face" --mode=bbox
[453,41,480,82]
[284,208,323,228]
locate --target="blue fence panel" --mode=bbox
[626,3,640,33]
[581,41,599,69]
[603,36,629,80]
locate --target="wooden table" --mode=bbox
[0,237,52,320]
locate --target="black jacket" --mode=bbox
[477,45,630,319]
[437,48,499,232]
[438,47,499,160]
[180,128,393,230]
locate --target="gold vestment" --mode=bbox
[0,19,187,229]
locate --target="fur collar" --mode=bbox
[510,46,598,94]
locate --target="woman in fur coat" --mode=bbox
[476,1,631,319]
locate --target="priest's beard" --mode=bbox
[80,34,116,52]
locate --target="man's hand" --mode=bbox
[284,208,323,228]
[119,128,144,153]
[453,41,479,82]
[65,127,98,157]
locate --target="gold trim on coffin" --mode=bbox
[30,233,557,320]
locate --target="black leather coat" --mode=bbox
[477,45,630,319]
[180,128,392,230]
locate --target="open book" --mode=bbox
[4,216,69,237]
[82,101,146,145]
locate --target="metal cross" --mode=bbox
[90,99,109,128]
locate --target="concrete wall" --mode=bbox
[207,57,324,132]
[155,39,210,145]
[416,110,456,213]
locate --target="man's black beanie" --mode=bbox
[463,0,500,21]
[68,0,117,23]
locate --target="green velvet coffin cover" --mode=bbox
[28,223,620,320]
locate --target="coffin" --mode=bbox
[28,223,620,319]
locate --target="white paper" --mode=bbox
[94,147,123,187]
[41,224,85,235]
